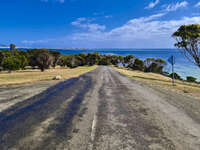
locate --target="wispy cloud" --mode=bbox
[69,13,200,48]
[145,0,159,9]
[195,2,200,7]
[163,1,188,12]
[71,17,106,32]
[22,12,200,48]
[104,15,112,19]
[22,39,56,44]
[41,0,65,3]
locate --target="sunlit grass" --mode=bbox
[0,66,97,85]
[114,67,200,100]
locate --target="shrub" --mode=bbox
[86,52,101,66]
[98,56,111,65]
[168,72,182,80]
[144,58,166,73]
[0,52,4,65]
[57,55,78,68]
[110,55,119,66]
[18,55,28,69]
[2,56,21,72]
[36,51,53,72]
[186,76,197,83]
[49,51,61,68]
[0,66,3,72]
[124,55,134,66]
[130,58,144,71]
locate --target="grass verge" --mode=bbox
[114,67,200,100]
[0,66,97,85]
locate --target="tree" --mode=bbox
[0,51,3,65]
[74,54,87,66]
[2,56,21,72]
[36,51,53,72]
[18,55,28,70]
[144,58,166,73]
[49,51,61,68]
[130,58,144,71]
[144,58,155,72]
[10,44,16,56]
[86,52,100,66]
[77,53,87,66]
[98,56,111,65]
[118,56,125,66]
[124,55,134,67]
[186,76,197,83]
[0,52,3,71]
[172,24,200,67]
[110,55,119,66]
[57,55,68,67]
[169,72,182,80]
[27,49,41,69]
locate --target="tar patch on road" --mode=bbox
[0,74,92,150]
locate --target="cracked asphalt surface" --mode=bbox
[0,66,200,150]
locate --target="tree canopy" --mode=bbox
[172,24,200,67]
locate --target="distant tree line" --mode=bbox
[0,48,167,73]
[0,44,197,83]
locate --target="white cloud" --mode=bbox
[41,0,65,3]
[69,14,200,48]
[58,0,64,3]
[71,17,106,32]
[104,15,112,19]
[145,0,159,9]
[22,39,56,44]
[22,13,200,48]
[164,1,188,12]
[195,2,200,7]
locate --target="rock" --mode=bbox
[53,75,62,80]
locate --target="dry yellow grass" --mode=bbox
[0,66,97,85]
[114,67,200,99]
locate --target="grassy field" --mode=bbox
[0,66,97,85]
[114,67,200,100]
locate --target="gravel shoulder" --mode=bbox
[0,66,200,150]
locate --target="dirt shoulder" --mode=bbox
[0,66,97,86]
[114,67,200,100]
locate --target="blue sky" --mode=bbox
[1,0,200,48]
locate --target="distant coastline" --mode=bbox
[0,47,177,51]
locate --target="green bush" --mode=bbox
[86,52,101,66]
[0,66,3,72]
[124,55,134,66]
[144,58,166,73]
[36,51,53,72]
[98,56,111,65]
[130,58,144,71]
[0,52,3,65]
[18,55,28,69]
[186,76,197,83]
[2,56,21,72]
[168,73,182,80]
[49,51,61,68]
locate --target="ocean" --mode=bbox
[1,48,200,81]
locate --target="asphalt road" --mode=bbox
[0,66,200,150]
